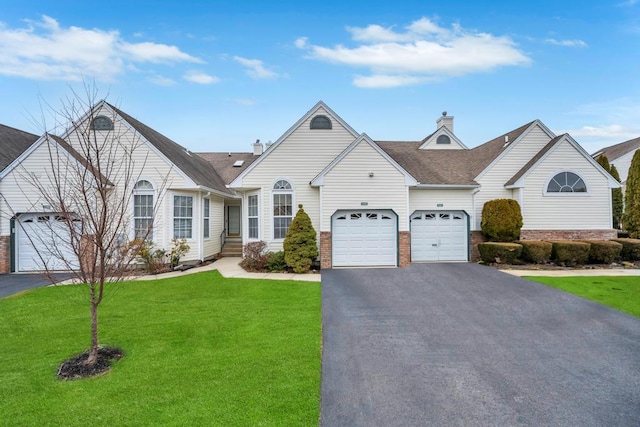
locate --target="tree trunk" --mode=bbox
[86,283,99,365]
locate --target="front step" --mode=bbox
[220,241,243,257]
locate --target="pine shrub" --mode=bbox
[623,150,640,237]
[518,240,552,264]
[283,204,318,273]
[611,238,640,261]
[266,251,287,272]
[549,241,590,266]
[581,240,623,264]
[478,242,523,264]
[481,199,523,242]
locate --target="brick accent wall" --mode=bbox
[0,235,10,274]
[320,232,332,270]
[470,231,488,262]
[520,230,618,241]
[399,231,411,267]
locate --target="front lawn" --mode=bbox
[0,271,321,426]
[527,276,640,317]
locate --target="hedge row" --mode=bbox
[478,238,640,265]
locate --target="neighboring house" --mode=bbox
[593,136,640,194]
[0,100,620,272]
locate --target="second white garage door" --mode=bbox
[332,210,397,267]
[411,211,468,262]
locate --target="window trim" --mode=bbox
[173,194,194,239]
[544,170,589,196]
[90,115,114,131]
[247,193,260,240]
[310,115,332,130]
[271,179,294,241]
[203,197,210,239]
[133,179,155,241]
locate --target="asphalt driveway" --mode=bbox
[321,263,640,426]
[0,273,71,298]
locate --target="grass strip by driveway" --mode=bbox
[527,276,640,318]
[0,271,321,426]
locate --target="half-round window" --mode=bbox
[91,115,114,131]
[436,134,451,144]
[310,115,332,130]
[546,172,587,193]
[134,180,154,191]
[273,179,292,190]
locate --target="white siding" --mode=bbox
[322,141,409,231]
[239,107,357,251]
[474,125,552,229]
[522,142,612,229]
[409,189,474,213]
[611,150,636,186]
[202,195,224,259]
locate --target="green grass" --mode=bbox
[0,271,321,426]
[527,276,640,317]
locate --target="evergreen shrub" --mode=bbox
[283,205,318,273]
[478,242,523,264]
[581,240,622,264]
[481,199,523,242]
[518,240,552,264]
[611,238,640,261]
[550,241,590,266]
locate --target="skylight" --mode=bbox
[233,160,245,167]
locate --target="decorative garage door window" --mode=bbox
[411,210,468,262]
[332,210,397,267]
[546,171,587,193]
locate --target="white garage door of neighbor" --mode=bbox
[332,210,397,267]
[17,213,79,271]
[411,211,468,262]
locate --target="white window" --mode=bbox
[203,198,210,239]
[133,180,154,240]
[272,180,293,239]
[174,195,193,239]
[248,194,259,239]
[546,171,587,194]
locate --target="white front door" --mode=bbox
[228,205,241,236]
[332,210,397,267]
[411,211,468,262]
[16,213,80,271]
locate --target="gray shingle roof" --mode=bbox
[0,124,39,173]
[505,135,564,186]
[595,136,640,161]
[47,134,113,186]
[195,152,259,184]
[107,103,233,196]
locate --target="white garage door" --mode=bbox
[16,213,79,271]
[411,211,468,262]
[332,210,397,267]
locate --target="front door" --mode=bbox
[228,205,241,236]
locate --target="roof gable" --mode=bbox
[418,126,468,150]
[229,101,359,188]
[311,134,417,186]
[593,136,640,161]
[506,134,620,188]
[0,124,39,174]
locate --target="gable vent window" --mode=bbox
[91,115,114,131]
[310,115,332,130]
[436,134,451,144]
[546,171,587,193]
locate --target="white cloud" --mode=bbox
[149,75,176,86]
[183,71,219,84]
[545,38,588,47]
[296,17,530,88]
[233,56,280,79]
[294,37,308,48]
[0,15,202,81]
[233,98,258,106]
[565,124,636,139]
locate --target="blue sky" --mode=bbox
[0,0,638,154]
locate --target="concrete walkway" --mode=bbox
[501,267,640,277]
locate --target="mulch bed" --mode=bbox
[57,346,124,380]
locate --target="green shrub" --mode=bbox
[518,240,552,264]
[266,251,287,272]
[481,199,523,242]
[611,238,640,261]
[283,205,318,274]
[581,240,623,264]
[240,241,268,272]
[478,242,523,264]
[623,150,640,237]
[550,241,590,266]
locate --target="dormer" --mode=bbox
[419,112,468,150]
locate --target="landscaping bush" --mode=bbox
[240,241,268,271]
[518,240,552,264]
[581,240,623,264]
[284,205,318,274]
[550,241,590,266]
[478,242,523,264]
[481,199,523,242]
[611,238,640,261]
[266,251,287,272]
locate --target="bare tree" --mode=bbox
[12,86,169,370]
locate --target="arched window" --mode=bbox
[134,180,154,240]
[546,172,587,193]
[310,115,332,130]
[91,115,114,131]
[272,179,293,239]
[436,134,451,144]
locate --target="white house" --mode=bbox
[593,136,640,194]
[0,100,620,272]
